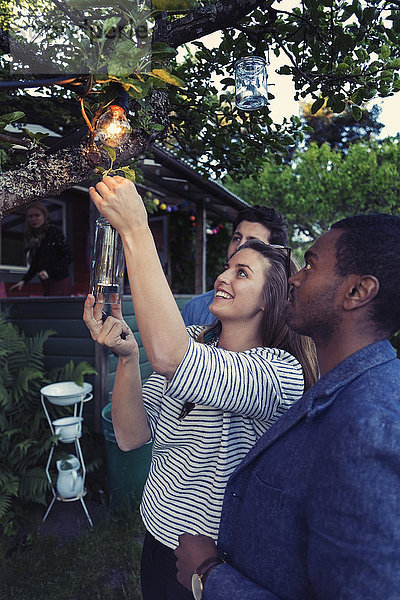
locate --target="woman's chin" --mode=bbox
[209,301,228,322]
[209,302,218,318]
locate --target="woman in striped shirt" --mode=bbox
[84,176,318,600]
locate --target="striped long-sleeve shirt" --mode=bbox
[140,326,304,549]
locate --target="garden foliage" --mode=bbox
[0,313,96,535]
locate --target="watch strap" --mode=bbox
[196,556,224,584]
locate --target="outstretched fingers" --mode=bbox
[84,295,136,357]
[83,294,104,341]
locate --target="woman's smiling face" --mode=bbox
[210,247,269,323]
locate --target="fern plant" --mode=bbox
[0,314,97,536]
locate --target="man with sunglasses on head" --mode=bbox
[175,213,400,600]
[181,205,289,326]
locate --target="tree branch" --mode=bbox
[0,134,31,148]
[158,0,272,47]
[0,128,151,217]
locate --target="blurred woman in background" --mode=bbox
[10,201,72,296]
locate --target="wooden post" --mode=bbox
[195,200,206,294]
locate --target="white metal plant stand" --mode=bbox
[40,381,94,527]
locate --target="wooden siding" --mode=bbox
[0,296,98,427]
[0,295,192,433]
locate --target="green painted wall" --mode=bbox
[1,295,192,431]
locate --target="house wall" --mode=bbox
[70,190,91,295]
[0,294,192,432]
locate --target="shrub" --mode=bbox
[390,331,400,358]
[0,314,96,538]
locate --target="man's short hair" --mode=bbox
[233,206,289,246]
[331,213,400,336]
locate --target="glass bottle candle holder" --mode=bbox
[235,56,268,111]
[89,216,125,305]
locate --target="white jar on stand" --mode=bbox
[40,381,93,526]
[56,455,84,499]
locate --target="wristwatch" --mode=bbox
[191,556,224,600]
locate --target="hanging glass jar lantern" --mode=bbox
[234,56,268,111]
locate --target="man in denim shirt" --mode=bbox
[175,213,400,600]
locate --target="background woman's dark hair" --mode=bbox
[197,240,318,391]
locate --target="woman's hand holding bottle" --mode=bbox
[88,176,148,239]
[83,294,138,359]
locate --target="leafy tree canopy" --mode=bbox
[226,136,400,243]
[300,101,385,150]
[0,0,400,215]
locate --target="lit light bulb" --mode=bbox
[95,105,132,148]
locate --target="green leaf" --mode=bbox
[220,77,235,86]
[352,0,363,20]
[108,43,146,78]
[387,28,399,44]
[0,494,12,518]
[151,42,178,58]
[337,62,351,74]
[116,166,136,182]
[278,65,291,75]
[380,70,394,82]
[118,78,144,94]
[149,123,165,131]
[311,97,325,114]
[331,99,346,113]
[379,45,391,60]
[351,105,363,121]
[0,111,25,124]
[355,48,368,62]
[104,146,116,162]
[22,129,49,143]
[0,149,8,165]
[363,87,378,100]
[152,0,198,11]
[102,16,122,38]
[149,69,184,87]
[379,84,391,96]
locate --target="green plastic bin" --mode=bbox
[101,402,152,511]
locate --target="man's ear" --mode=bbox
[343,275,380,310]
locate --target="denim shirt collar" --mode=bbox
[303,339,397,421]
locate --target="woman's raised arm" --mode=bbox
[83,294,151,450]
[88,176,189,380]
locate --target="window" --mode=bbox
[0,198,67,270]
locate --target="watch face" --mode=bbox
[191,573,203,600]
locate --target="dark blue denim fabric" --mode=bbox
[205,340,400,600]
[181,289,215,326]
